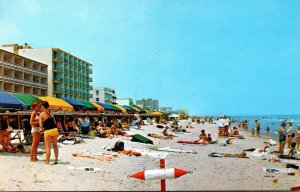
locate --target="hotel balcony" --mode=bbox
[53,66,64,73]
[89,85,93,90]
[64,78,69,84]
[53,77,63,83]
[89,77,92,82]
[53,55,63,62]
[53,87,63,93]
[88,68,92,74]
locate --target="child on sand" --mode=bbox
[251,127,255,137]
[266,126,270,136]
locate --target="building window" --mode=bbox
[96,90,99,95]
[96,98,99,102]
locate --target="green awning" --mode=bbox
[13,93,42,108]
[79,101,98,110]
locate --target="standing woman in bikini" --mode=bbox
[29,101,41,162]
[39,101,59,164]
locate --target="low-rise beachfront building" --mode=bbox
[160,107,173,113]
[90,87,117,104]
[1,44,93,101]
[136,98,159,111]
[176,109,189,115]
[116,98,133,106]
[0,48,48,96]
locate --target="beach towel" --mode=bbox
[152,147,197,154]
[124,147,169,158]
[264,139,277,146]
[173,131,192,135]
[130,120,140,126]
[68,166,102,172]
[177,140,208,145]
[263,167,295,174]
[118,149,142,156]
[72,152,117,161]
[131,134,153,144]
[208,152,249,158]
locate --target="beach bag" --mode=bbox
[156,125,164,129]
[112,141,124,152]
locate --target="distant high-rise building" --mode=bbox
[160,107,173,113]
[136,98,159,111]
[90,87,117,104]
[116,98,133,106]
[0,48,48,96]
[2,43,93,101]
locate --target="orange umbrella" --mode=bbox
[91,102,105,112]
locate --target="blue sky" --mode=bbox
[1,0,299,115]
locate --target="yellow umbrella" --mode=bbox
[152,111,163,116]
[131,106,140,113]
[38,96,73,111]
[91,102,105,112]
[114,105,127,113]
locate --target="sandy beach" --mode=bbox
[1,120,299,191]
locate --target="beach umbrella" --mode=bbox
[0,91,28,111]
[13,93,43,109]
[168,114,179,118]
[132,105,147,114]
[122,105,134,111]
[131,106,141,113]
[39,96,73,111]
[152,111,163,116]
[90,102,105,112]
[114,105,127,113]
[96,102,121,112]
[79,101,98,111]
[61,97,87,111]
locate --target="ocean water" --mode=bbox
[230,115,300,136]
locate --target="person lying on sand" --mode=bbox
[147,133,174,140]
[14,144,46,154]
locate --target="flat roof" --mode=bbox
[0,48,48,67]
[52,48,92,66]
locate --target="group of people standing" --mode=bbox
[30,101,59,164]
[278,121,299,157]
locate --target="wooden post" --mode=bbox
[160,159,166,192]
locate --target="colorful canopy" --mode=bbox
[62,97,87,111]
[79,101,98,111]
[114,105,127,113]
[122,105,135,112]
[13,93,42,109]
[38,96,73,111]
[152,111,163,116]
[90,102,105,112]
[97,102,121,112]
[131,106,141,113]
[132,105,147,114]
[0,91,27,110]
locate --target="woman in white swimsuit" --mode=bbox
[29,101,41,162]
